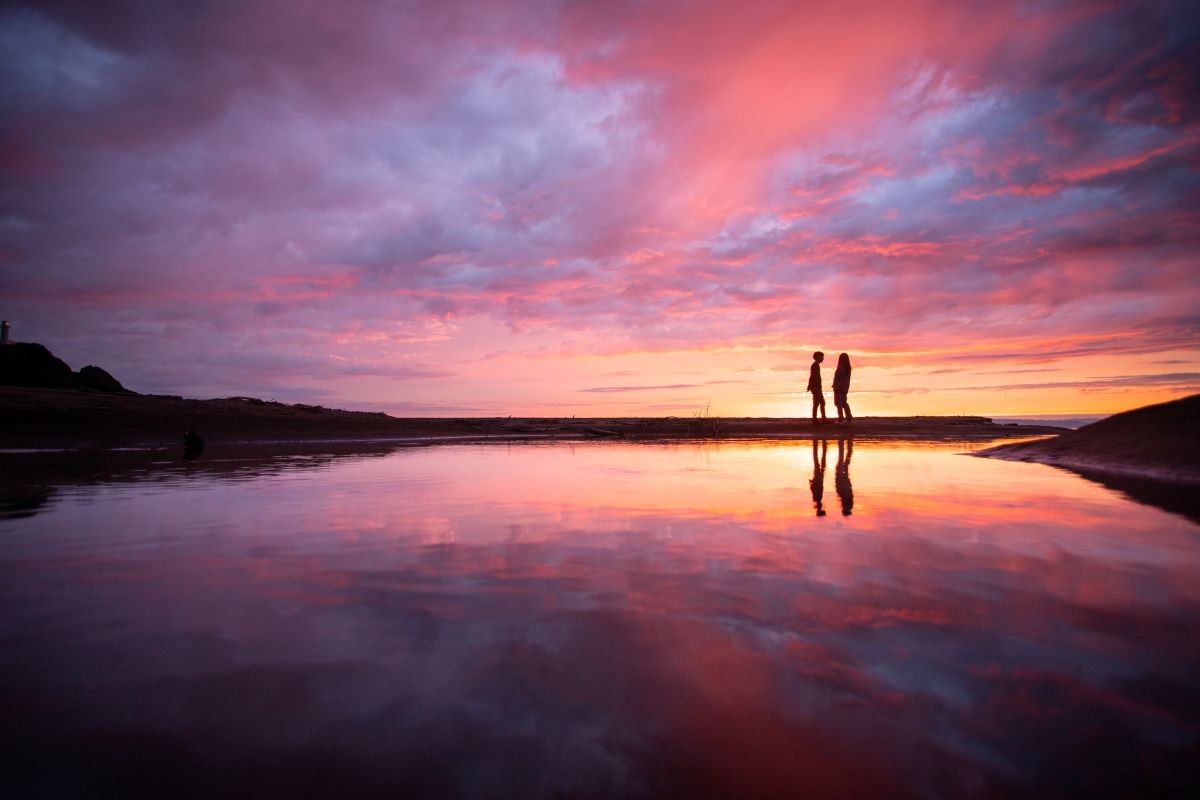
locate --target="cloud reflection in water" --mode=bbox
[0,441,1198,798]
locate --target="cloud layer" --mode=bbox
[2,0,1197,414]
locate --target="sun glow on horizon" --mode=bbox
[2,0,1197,416]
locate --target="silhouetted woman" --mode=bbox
[833,353,852,423]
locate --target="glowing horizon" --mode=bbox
[2,0,1197,417]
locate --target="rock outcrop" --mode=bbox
[77,364,128,393]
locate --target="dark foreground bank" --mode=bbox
[0,386,1064,449]
[980,394,1200,486]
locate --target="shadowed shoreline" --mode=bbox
[0,386,1065,449]
[979,394,1200,486]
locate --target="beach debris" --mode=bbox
[583,427,620,437]
[183,429,205,458]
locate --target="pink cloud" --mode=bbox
[0,0,1196,412]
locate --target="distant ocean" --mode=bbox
[989,415,1106,430]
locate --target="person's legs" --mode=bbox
[834,390,851,422]
[815,391,826,420]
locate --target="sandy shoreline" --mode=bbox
[3,388,1196,523]
[0,386,1065,449]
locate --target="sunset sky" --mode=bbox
[2,0,1197,417]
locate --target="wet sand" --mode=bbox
[0,386,1064,449]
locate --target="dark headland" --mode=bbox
[980,394,1200,485]
[0,341,1066,448]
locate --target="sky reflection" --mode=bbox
[1,441,1198,797]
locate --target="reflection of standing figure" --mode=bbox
[810,438,827,517]
[836,438,854,516]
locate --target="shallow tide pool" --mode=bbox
[1,440,1198,798]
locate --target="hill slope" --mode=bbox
[0,342,130,392]
[981,394,1200,484]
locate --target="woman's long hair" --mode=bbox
[836,352,851,376]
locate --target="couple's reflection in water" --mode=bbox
[810,438,853,517]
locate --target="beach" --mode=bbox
[0,385,1065,450]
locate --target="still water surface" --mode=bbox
[1,440,1198,798]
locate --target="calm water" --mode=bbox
[1,440,1198,798]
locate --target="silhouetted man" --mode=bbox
[807,351,827,423]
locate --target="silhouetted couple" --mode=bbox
[807,351,853,424]
[809,438,853,517]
